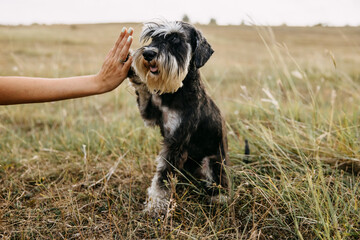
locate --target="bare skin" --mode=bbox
[0,27,134,105]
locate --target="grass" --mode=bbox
[1,22,360,239]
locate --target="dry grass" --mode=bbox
[1,23,360,239]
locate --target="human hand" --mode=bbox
[95,27,133,93]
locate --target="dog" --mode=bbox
[128,20,229,213]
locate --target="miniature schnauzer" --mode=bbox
[128,20,229,212]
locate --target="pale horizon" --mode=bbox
[0,0,359,27]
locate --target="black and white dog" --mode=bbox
[128,20,229,212]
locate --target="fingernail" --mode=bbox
[127,36,132,42]
[128,27,133,34]
[121,27,126,33]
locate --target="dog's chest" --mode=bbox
[151,95,181,136]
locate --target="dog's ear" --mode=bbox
[193,30,214,68]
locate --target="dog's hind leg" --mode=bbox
[200,155,229,203]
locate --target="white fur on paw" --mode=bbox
[210,194,228,204]
[144,193,169,213]
[144,177,169,213]
[144,197,168,213]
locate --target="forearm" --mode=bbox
[0,27,133,105]
[0,75,102,105]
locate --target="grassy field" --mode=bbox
[1,22,360,239]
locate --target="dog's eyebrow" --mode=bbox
[140,21,183,43]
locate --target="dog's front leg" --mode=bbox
[145,146,188,214]
[144,147,172,213]
[129,76,161,126]
[145,116,196,214]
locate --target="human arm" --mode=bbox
[0,27,133,105]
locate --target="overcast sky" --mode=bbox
[0,0,359,26]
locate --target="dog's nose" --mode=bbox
[143,50,157,62]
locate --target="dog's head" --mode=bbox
[132,20,214,94]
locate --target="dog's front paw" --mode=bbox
[210,193,229,204]
[144,192,169,214]
[143,183,170,217]
[144,198,168,216]
[127,67,143,84]
[128,76,142,86]
[128,76,149,94]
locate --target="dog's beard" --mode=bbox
[133,49,189,94]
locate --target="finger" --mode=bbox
[128,27,134,36]
[104,48,113,62]
[118,36,133,63]
[115,27,127,48]
[115,27,133,58]
[109,27,127,58]
[121,56,133,73]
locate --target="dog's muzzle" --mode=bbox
[142,49,159,74]
[143,49,157,62]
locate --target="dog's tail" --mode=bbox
[244,139,250,155]
[244,139,250,163]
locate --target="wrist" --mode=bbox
[93,73,109,94]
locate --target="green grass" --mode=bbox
[1,23,360,239]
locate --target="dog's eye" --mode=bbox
[172,36,180,44]
[166,34,180,44]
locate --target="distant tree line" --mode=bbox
[181,14,356,27]
[182,14,217,25]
